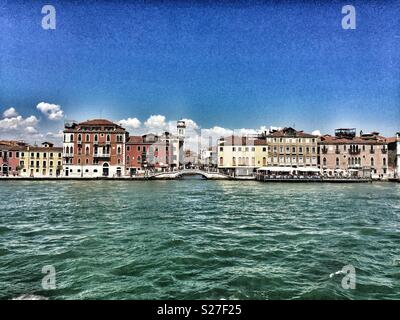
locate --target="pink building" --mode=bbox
[319,129,389,178]
[0,140,27,176]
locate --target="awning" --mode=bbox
[297,167,321,172]
[257,166,293,172]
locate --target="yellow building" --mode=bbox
[20,142,63,177]
[218,136,268,176]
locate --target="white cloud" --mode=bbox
[0,115,39,130]
[36,102,64,120]
[46,130,63,138]
[119,117,141,129]
[25,126,38,134]
[3,107,18,118]
[180,118,198,130]
[312,130,321,136]
[144,115,166,129]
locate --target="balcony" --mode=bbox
[348,149,360,155]
[321,148,328,154]
[370,149,375,154]
[335,149,340,154]
[63,153,74,157]
[94,153,110,158]
[381,149,388,154]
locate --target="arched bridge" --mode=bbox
[149,169,230,180]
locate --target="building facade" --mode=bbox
[319,129,389,178]
[125,134,171,175]
[20,142,63,177]
[266,127,320,168]
[0,140,27,176]
[63,119,127,177]
[217,136,268,176]
[397,132,400,178]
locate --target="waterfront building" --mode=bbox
[217,136,268,176]
[125,134,170,176]
[266,127,320,168]
[398,132,400,178]
[63,119,127,177]
[319,129,388,178]
[200,146,218,170]
[387,136,398,178]
[20,142,63,177]
[0,140,28,176]
[125,122,186,176]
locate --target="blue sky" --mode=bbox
[0,0,399,142]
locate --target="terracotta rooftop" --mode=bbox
[126,136,144,144]
[267,127,317,138]
[386,137,397,144]
[79,119,120,126]
[320,134,388,145]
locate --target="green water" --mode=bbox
[0,180,399,300]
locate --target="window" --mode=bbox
[127,146,130,151]
[262,147,267,152]
[138,146,141,151]
[383,158,386,166]
[86,134,90,142]
[219,157,223,165]
[232,147,236,152]
[371,158,374,166]
[232,157,236,166]
[78,134,82,142]
[70,134,74,142]
[323,158,327,166]
[336,158,339,166]
[263,157,266,165]
[117,146,121,155]
[219,147,223,152]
